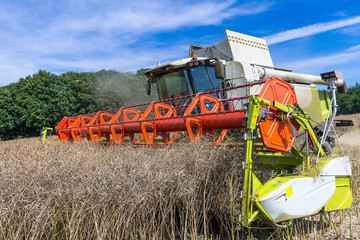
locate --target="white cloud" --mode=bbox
[264,16,360,45]
[0,0,272,86]
[279,44,360,73]
[39,43,190,73]
[49,0,272,33]
[0,55,38,85]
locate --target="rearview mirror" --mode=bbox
[146,79,152,95]
[215,61,224,79]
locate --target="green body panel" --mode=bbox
[256,147,303,171]
[318,90,332,122]
[241,99,259,226]
[252,173,263,192]
[294,86,331,126]
[239,95,350,227]
[325,177,352,211]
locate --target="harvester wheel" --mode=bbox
[321,142,332,155]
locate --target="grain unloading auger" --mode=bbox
[55,30,352,228]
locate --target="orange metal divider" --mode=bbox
[55,80,267,145]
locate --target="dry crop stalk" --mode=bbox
[54,77,353,230]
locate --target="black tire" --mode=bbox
[322,142,332,155]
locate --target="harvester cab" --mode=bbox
[145,57,224,99]
[145,30,350,150]
[145,30,346,128]
[55,30,352,228]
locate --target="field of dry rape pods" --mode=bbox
[0,114,359,239]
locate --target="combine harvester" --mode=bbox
[55,30,352,228]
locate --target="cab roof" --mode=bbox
[144,57,219,79]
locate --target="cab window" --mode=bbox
[156,70,190,99]
[189,66,222,95]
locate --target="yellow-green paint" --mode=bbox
[242,96,261,226]
[251,200,275,223]
[295,87,331,127]
[41,127,53,143]
[240,95,346,227]
[243,96,317,226]
[241,132,255,226]
[255,175,293,200]
[252,173,263,193]
[325,177,352,211]
[251,175,298,225]
[318,90,332,122]
[247,96,261,129]
[256,146,304,168]
[247,209,260,223]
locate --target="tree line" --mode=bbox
[0,69,359,140]
[336,83,360,115]
[0,69,156,140]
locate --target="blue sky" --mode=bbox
[0,0,360,86]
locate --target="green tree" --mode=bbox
[337,83,360,115]
[0,68,159,140]
[0,71,94,140]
